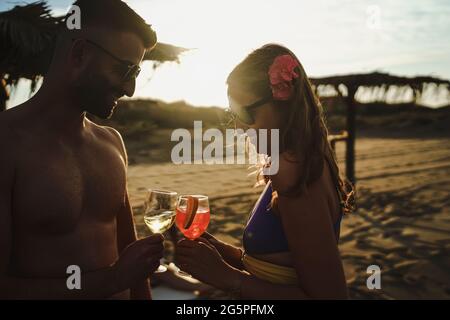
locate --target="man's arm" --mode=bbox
[117,193,151,300]
[107,126,151,300]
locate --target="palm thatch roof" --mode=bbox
[0,1,60,87]
[144,42,190,65]
[0,1,189,86]
[310,71,450,184]
[310,71,450,102]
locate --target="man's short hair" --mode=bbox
[66,0,157,49]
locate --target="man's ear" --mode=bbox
[68,39,89,69]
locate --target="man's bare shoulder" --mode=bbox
[87,120,127,164]
[0,102,36,137]
[0,110,20,179]
[0,108,22,152]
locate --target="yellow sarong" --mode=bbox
[242,254,298,285]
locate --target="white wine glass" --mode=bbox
[143,189,178,273]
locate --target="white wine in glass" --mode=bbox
[143,189,178,273]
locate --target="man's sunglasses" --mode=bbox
[228,95,272,125]
[80,39,141,82]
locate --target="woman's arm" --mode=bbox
[270,157,348,299]
[176,238,309,299]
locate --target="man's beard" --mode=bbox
[74,72,119,119]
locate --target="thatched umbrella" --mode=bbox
[144,42,190,66]
[310,72,450,183]
[0,1,189,110]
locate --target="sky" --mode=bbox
[2,0,450,108]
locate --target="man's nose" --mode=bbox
[122,78,136,97]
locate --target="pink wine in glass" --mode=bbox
[175,207,210,240]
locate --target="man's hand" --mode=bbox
[112,234,164,292]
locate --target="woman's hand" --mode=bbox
[175,238,241,291]
[201,232,244,270]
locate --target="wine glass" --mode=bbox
[143,189,178,273]
[175,195,210,276]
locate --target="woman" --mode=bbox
[175,44,354,299]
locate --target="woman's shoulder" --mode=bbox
[271,152,329,197]
[270,151,303,195]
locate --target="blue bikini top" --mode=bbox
[243,180,343,255]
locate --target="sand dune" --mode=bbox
[127,135,450,299]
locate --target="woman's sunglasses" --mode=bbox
[228,95,272,125]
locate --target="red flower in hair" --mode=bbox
[268,54,299,100]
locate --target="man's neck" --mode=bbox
[26,82,88,136]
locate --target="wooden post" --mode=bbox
[346,86,357,184]
[330,140,336,154]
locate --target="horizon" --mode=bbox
[2,0,450,109]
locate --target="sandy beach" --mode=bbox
[127,134,450,299]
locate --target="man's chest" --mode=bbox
[12,138,127,233]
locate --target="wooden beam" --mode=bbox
[328,131,348,154]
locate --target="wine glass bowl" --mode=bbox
[175,195,210,240]
[143,189,178,273]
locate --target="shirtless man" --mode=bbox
[0,0,163,299]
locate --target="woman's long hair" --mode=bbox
[227,44,355,214]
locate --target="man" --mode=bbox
[0,0,163,299]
